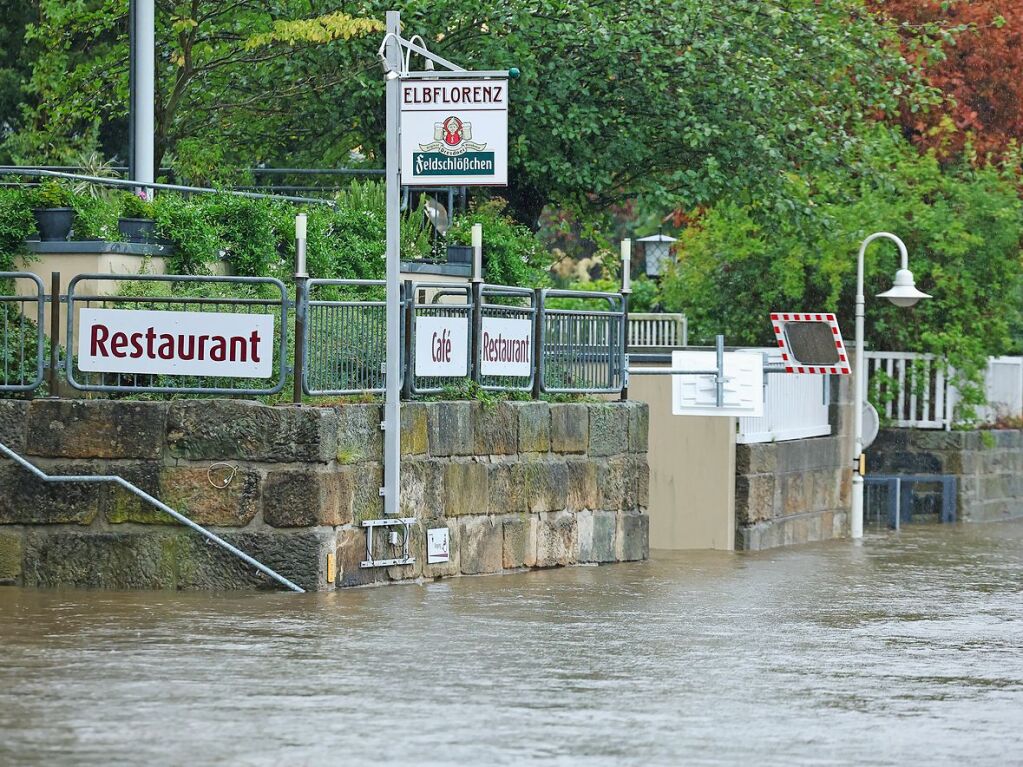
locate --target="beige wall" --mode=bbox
[630,373,736,550]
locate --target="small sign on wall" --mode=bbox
[480,317,531,377]
[415,316,469,377]
[427,527,450,564]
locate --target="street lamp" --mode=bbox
[637,232,677,278]
[851,232,931,539]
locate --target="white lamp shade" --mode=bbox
[877,268,930,307]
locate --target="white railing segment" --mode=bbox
[864,351,954,430]
[736,348,832,444]
[628,313,687,348]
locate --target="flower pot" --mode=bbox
[32,208,75,242]
[446,244,473,264]
[118,217,157,243]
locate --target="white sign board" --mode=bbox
[415,316,469,377]
[671,350,764,417]
[427,527,450,564]
[78,308,275,378]
[400,79,508,186]
[480,317,531,377]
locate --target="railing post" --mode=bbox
[470,282,483,385]
[48,271,60,398]
[620,238,631,401]
[532,287,543,399]
[402,280,413,400]
[292,215,308,405]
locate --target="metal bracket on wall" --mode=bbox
[361,517,416,568]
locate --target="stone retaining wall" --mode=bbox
[869,428,1023,523]
[0,399,649,591]
[733,436,851,550]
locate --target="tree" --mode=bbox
[870,0,1023,160]
[657,127,1023,406]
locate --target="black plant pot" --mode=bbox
[33,208,75,242]
[446,244,473,264]
[118,217,157,243]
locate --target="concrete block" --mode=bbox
[0,399,29,452]
[0,531,23,584]
[535,510,577,567]
[27,400,167,459]
[334,404,382,463]
[426,401,476,457]
[487,461,528,514]
[577,509,616,563]
[263,468,350,527]
[400,459,444,518]
[514,402,550,454]
[0,461,101,525]
[459,516,503,575]
[616,512,649,561]
[400,404,429,456]
[474,403,518,456]
[550,403,589,454]
[444,460,489,516]
[588,404,627,457]
[502,513,536,569]
[168,400,336,463]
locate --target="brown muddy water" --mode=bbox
[2,522,1022,766]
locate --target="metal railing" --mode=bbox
[737,348,831,444]
[478,285,537,393]
[408,283,473,394]
[65,274,290,396]
[540,289,625,394]
[0,273,46,392]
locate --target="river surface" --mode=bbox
[2,521,1022,766]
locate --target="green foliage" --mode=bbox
[32,180,71,208]
[120,192,155,219]
[71,194,119,240]
[151,194,219,275]
[0,189,35,271]
[658,127,1023,420]
[447,199,549,287]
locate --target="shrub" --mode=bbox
[447,198,549,288]
[32,180,72,208]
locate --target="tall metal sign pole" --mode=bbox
[131,0,155,190]
[383,10,402,516]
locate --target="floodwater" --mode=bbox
[2,523,1022,767]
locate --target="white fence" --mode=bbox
[628,313,687,348]
[865,351,1023,429]
[737,349,832,444]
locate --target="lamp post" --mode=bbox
[851,232,931,539]
[637,231,677,278]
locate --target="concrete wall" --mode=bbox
[0,398,648,591]
[869,428,1023,523]
[734,376,854,550]
[630,373,735,550]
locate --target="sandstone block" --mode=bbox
[634,456,650,508]
[426,401,476,457]
[444,461,488,516]
[526,459,569,513]
[735,443,777,475]
[459,516,503,575]
[616,512,649,561]
[168,400,336,463]
[263,469,349,527]
[106,462,173,525]
[514,402,550,454]
[475,403,518,456]
[339,463,383,523]
[27,400,166,459]
[400,404,429,456]
[21,530,179,589]
[0,531,23,583]
[400,459,444,518]
[627,402,649,454]
[550,404,588,454]
[334,404,382,463]
[487,462,528,514]
[566,459,599,511]
[781,474,809,516]
[0,399,29,452]
[597,456,636,511]
[535,510,577,568]
[588,404,627,457]
[422,517,461,579]
[337,526,385,587]
[577,509,616,563]
[177,529,330,591]
[0,461,101,525]
[502,513,536,569]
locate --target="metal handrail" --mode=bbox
[0,440,305,592]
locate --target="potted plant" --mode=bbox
[118,191,156,243]
[31,180,76,241]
